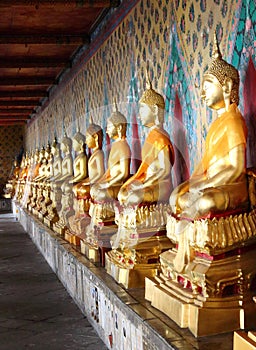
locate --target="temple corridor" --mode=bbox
[0,212,107,350]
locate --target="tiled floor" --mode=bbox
[0,213,108,350]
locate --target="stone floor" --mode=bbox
[0,213,108,350]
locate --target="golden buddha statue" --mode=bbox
[73,122,105,200]
[33,147,46,183]
[145,34,256,337]
[34,144,52,184]
[3,158,20,198]
[50,138,63,183]
[53,133,74,236]
[27,149,40,211]
[106,79,175,287]
[118,79,174,208]
[44,138,63,228]
[68,122,105,245]
[170,41,247,223]
[64,130,87,242]
[90,104,131,205]
[82,103,131,263]
[15,153,29,202]
[69,130,87,186]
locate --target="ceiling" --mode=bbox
[0,0,120,126]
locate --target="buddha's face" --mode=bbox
[201,75,225,110]
[139,103,155,127]
[86,132,96,149]
[106,120,118,139]
[73,139,81,152]
[61,143,67,153]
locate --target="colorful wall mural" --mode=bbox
[25,0,256,187]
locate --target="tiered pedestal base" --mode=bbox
[145,243,256,336]
[105,229,173,289]
[80,240,100,263]
[80,224,117,265]
[66,214,91,246]
[53,221,67,237]
[44,211,59,229]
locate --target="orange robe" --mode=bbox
[123,127,174,203]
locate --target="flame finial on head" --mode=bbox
[212,31,222,60]
[89,115,94,124]
[145,70,153,90]
[113,98,118,112]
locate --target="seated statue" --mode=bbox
[67,122,105,245]
[50,138,63,183]
[34,144,52,184]
[69,130,87,188]
[53,133,74,234]
[118,78,175,207]
[3,158,20,198]
[169,36,248,223]
[73,122,105,200]
[167,33,249,274]
[44,138,63,227]
[106,79,174,275]
[90,103,131,206]
[55,134,73,191]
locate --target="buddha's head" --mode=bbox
[107,101,127,139]
[86,122,103,149]
[201,33,239,109]
[139,77,165,127]
[51,137,60,155]
[61,133,72,153]
[73,131,85,152]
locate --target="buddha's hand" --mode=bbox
[118,186,128,204]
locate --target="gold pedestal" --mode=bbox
[145,211,256,337]
[53,221,67,237]
[81,224,116,265]
[106,254,160,289]
[44,205,59,229]
[106,230,173,289]
[234,331,256,350]
[146,275,256,336]
[80,240,100,262]
[67,214,91,247]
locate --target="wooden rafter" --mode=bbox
[0,100,40,107]
[0,0,120,7]
[0,77,55,86]
[0,58,68,68]
[0,91,48,98]
[0,35,90,45]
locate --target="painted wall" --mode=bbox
[0,125,24,195]
[25,0,256,187]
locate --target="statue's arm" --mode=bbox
[204,144,245,188]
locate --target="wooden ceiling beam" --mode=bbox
[0,108,34,113]
[0,58,68,68]
[0,91,48,98]
[0,116,31,121]
[0,77,55,86]
[0,121,27,126]
[0,0,120,8]
[0,100,40,107]
[0,34,90,45]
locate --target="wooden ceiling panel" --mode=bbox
[0,0,120,125]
